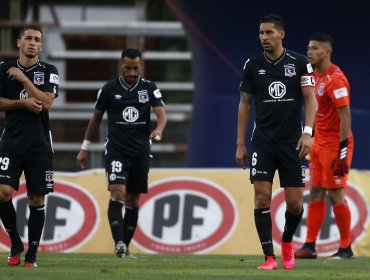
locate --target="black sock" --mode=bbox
[282,208,303,243]
[0,199,22,247]
[122,207,138,248]
[108,199,124,244]
[26,205,45,261]
[254,208,274,256]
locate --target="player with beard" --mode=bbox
[77,48,167,258]
[0,24,59,267]
[236,14,316,270]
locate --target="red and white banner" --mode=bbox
[1,169,369,256]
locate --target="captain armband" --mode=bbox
[301,75,315,87]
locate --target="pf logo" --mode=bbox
[134,177,238,254]
[271,181,368,256]
[0,180,99,252]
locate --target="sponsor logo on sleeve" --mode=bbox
[307,63,314,73]
[333,87,348,99]
[153,89,162,98]
[49,73,59,84]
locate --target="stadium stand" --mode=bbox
[0,0,192,170]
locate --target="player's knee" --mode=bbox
[27,194,45,206]
[125,193,140,208]
[286,200,303,215]
[310,185,325,201]
[0,186,13,202]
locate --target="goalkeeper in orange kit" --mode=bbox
[295,33,354,259]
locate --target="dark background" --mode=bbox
[166,0,370,169]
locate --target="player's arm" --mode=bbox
[236,91,252,169]
[337,105,351,141]
[0,65,42,112]
[6,67,55,110]
[331,105,351,177]
[150,106,167,141]
[76,109,105,169]
[297,77,316,158]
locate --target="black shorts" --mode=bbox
[105,145,150,194]
[0,147,54,195]
[249,141,307,188]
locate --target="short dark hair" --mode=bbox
[260,14,285,30]
[19,24,43,39]
[310,33,334,47]
[121,48,142,60]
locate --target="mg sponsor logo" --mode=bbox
[271,181,368,256]
[268,81,286,99]
[122,106,139,122]
[134,177,238,254]
[0,180,99,252]
[19,89,28,99]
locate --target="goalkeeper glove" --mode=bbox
[331,139,349,177]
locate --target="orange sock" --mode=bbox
[333,199,352,248]
[305,200,326,243]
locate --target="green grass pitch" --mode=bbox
[1,253,370,280]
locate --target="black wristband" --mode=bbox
[339,139,349,159]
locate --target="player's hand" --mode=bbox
[7,67,28,84]
[236,144,249,169]
[150,129,162,141]
[296,133,312,159]
[331,139,349,177]
[77,150,88,169]
[24,97,42,113]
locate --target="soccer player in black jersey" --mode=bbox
[77,48,167,258]
[0,24,59,267]
[236,14,316,270]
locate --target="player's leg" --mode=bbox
[327,188,353,259]
[250,141,277,270]
[0,148,24,266]
[278,143,305,269]
[0,186,24,266]
[253,181,277,270]
[122,157,150,259]
[24,152,53,267]
[122,193,139,258]
[323,143,354,259]
[105,147,130,257]
[295,145,326,258]
[25,194,45,267]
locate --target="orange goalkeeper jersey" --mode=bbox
[313,64,353,150]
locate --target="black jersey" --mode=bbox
[240,49,314,143]
[95,75,165,158]
[0,60,59,152]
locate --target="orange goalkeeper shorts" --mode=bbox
[309,142,353,189]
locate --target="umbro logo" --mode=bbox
[258,69,266,75]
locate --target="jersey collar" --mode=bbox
[17,59,39,72]
[118,75,141,92]
[263,48,286,65]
